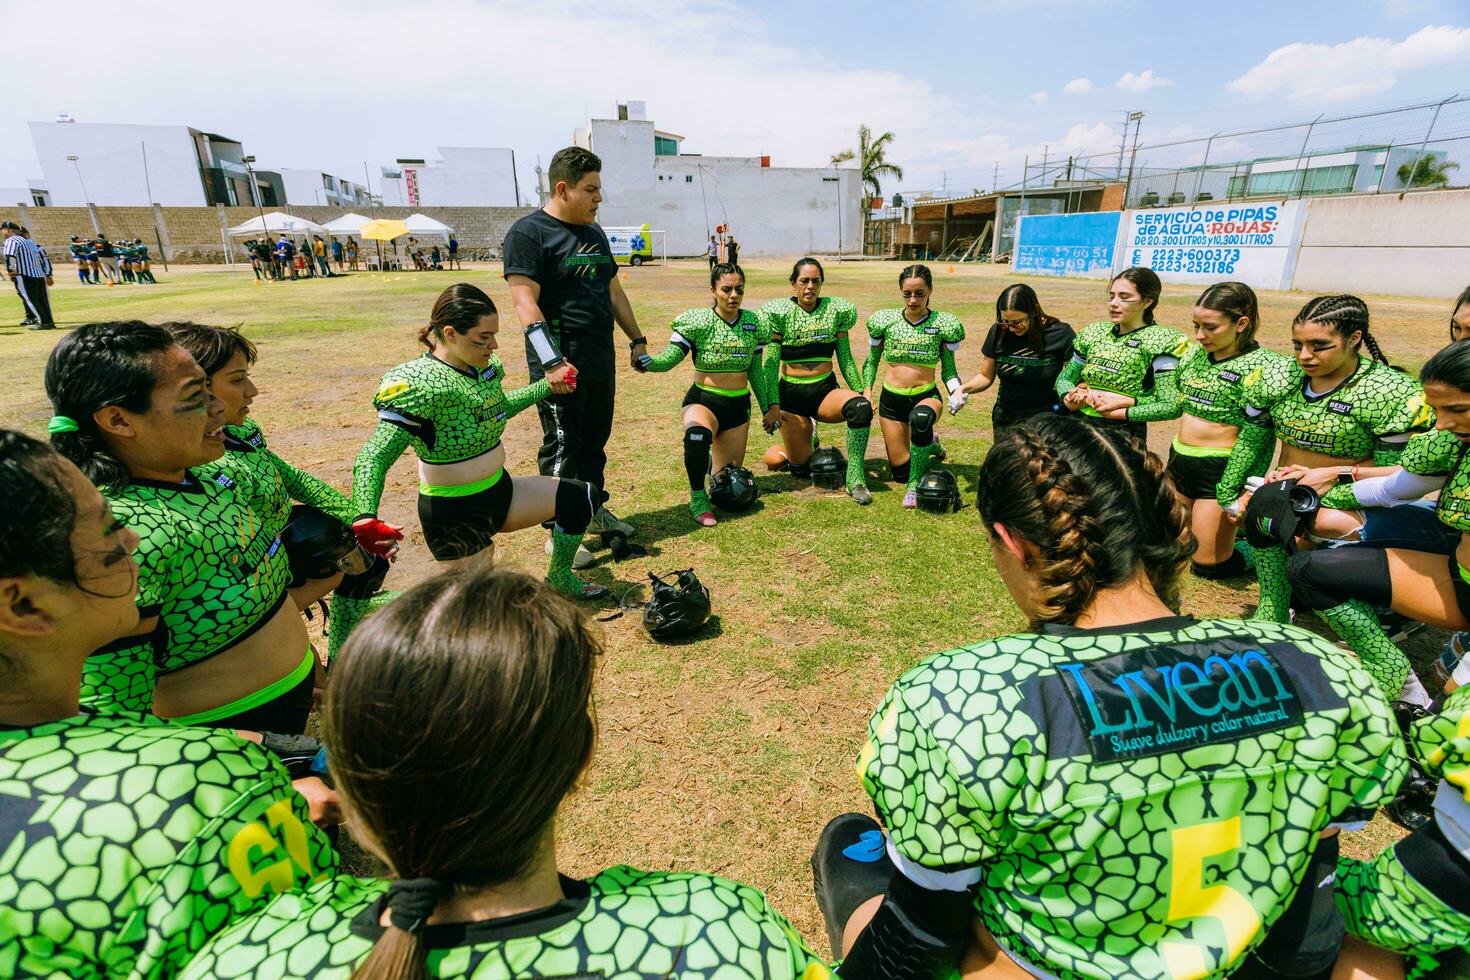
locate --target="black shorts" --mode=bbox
[208,660,317,735]
[778,371,840,418]
[417,471,514,561]
[877,384,939,423]
[1450,553,1470,623]
[1167,443,1231,500]
[683,384,751,431]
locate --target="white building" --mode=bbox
[29,121,254,206]
[0,181,49,207]
[571,102,861,257]
[380,148,520,206]
[275,167,376,208]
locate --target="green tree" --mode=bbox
[831,125,904,253]
[1397,154,1460,188]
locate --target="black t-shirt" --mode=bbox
[502,210,617,351]
[981,319,1075,413]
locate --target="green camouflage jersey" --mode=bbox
[860,308,965,392]
[221,418,354,538]
[1335,684,1470,966]
[84,469,293,711]
[1128,343,1284,428]
[351,353,550,519]
[641,307,775,409]
[759,296,863,392]
[859,616,1405,980]
[0,710,336,979]
[1054,320,1186,420]
[178,867,833,980]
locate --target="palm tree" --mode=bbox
[831,125,904,253]
[1397,154,1459,188]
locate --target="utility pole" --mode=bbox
[1122,111,1145,207]
[992,161,999,193]
[1116,111,1130,179]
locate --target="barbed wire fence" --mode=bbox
[1003,93,1468,210]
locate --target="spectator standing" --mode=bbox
[725,235,740,267]
[2,221,55,329]
[706,235,718,269]
[447,234,460,269]
[330,236,344,271]
[346,238,359,271]
[313,236,329,277]
[504,145,647,565]
[277,235,296,279]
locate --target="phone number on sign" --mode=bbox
[1132,248,1243,275]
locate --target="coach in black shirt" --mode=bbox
[504,146,647,557]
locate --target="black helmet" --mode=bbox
[281,505,371,586]
[708,464,758,512]
[809,446,847,491]
[1243,479,1320,549]
[915,469,962,513]
[642,569,711,640]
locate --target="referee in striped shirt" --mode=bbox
[2,221,54,330]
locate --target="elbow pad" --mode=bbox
[525,321,565,370]
[837,871,971,980]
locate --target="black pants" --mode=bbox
[526,335,615,493]
[14,275,51,325]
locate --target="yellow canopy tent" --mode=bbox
[358,219,410,270]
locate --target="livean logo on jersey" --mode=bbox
[1057,640,1304,763]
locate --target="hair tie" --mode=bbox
[47,416,79,434]
[385,877,450,934]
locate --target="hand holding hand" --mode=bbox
[547,361,577,395]
[628,340,648,370]
[634,354,652,372]
[352,517,404,558]
[947,390,968,414]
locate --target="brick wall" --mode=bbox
[0,203,535,264]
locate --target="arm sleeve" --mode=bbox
[503,378,552,417]
[1125,357,1183,422]
[862,339,882,393]
[644,333,690,372]
[1323,468,1448,511]
[836,334,864,393]
[267,451,355,525]
[1216,423,1276,509]
[1055,352,1084,398]
[351,422,413,519]
[939,345,960,390]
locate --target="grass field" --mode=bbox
[3,260,1455,952]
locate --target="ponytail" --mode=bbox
[351,879,450,980]
[421,284,497,350]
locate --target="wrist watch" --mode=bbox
[629,337,647,349]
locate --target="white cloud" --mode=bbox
[1226,25,1470,102]
[1062,77,1095,94]
[1116,70,1173,93]
[1027,91,1049,105]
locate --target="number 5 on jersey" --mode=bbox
[1161,816,1262,980]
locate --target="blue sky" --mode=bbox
[1,0,1466,200]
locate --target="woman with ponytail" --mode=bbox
[811,414,1406,980]
[0,430,335,978]
[45,321,321,733]
[351,283,607,599]
[1228,297,1433,685]
[167,322,401,659]
[180,566,832,980]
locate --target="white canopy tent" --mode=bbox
[321,212,372,237]
[403,213,453,240]
[225,212,328,237]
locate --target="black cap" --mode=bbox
[0,221,19,231]
[1243,479,1320,548]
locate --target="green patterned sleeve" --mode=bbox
[939,346,959,390]
[1125,363,1182,422]
[861,339,882,393]
[503,378,551,418]
[835,334,863,393]
[1216,423,1275,510]
[351,421,413,520]
[761,338,783,411]
[642,341,687,373]
[266,451,354,525]
[1055,350,1084,398]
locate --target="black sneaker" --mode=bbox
[28,322,55,331]
[811,813,891,955]
[848,483,873,506]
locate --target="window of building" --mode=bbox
[1372,164,1384,186]
[322,173,334,190]
[31,194,46,207]
[1227,174,1247,198]
[1299,164,1357,196]
[685,174,694,183]
[655,136,679,156]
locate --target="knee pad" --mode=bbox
[1288,547,1391,611]
[890,460,911,484]
[684,425,713,459]
[838,872,971,980]
[842,396,873,429]
[554,479,601,535]
[1191,551,1248,580]
[337,554,390,599]
[908,405,937,446]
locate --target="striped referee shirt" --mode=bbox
[3,235,52,277]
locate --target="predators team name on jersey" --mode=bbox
[1068,321,1185,397]
[760,297,857,362]
[1174,344,1284,428]
[352,353,549,516]
[859,617,1405,980]
[84,469,293,712]
[660,307,771,373]
[864,308,965,368]
[0,711,336,979]
[220,419,355,538]
[1244,355,1433,461]
[178,867,833,980]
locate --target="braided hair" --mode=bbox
[977,415,1194,627]
[1294,295,1388,366]
[44,321,177,490]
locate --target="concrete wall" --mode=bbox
[1292,188,1470,299]
[30,122,208,206]
[0,203,536,263]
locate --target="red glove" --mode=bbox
[565,367,578,392]
[352,517,404,557]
